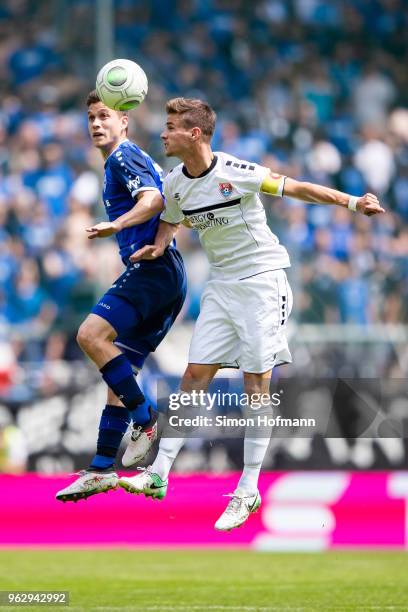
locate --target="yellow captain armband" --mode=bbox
[260,172,286,197]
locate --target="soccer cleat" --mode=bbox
[214,490,261,531]
[121,407,158,467]
[118,467,167,500]
[55,470,118,503]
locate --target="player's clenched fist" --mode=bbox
[357,193,385,217]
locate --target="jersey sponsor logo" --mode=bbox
[127,176,141,192]
[105,199,111,207]
[219,182,233,198]
[98,302,111,310]
[189,211,229,230]
[174,193,180,200]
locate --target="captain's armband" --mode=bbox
[260,172,286,197]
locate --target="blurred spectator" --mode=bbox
[0,409,27,473]
[0,0,405,389]
[354,127,395,195]
[353,65,396,127]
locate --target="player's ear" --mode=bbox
[121,113,129,133]
[191,126,201,141]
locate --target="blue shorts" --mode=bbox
[92,247,186,368]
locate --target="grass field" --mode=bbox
[0,550,407,611]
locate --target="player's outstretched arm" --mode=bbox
[261,172,385,217]
[129,220,180,262]
[86,190,164,239]
[283,177,385,216]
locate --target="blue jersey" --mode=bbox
[103,139,163,263]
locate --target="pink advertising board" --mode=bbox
[0,472,407,549]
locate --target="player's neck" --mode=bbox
[182,146,214,178]
[101,137,128,160]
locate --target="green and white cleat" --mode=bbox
[119,467,167,500]
[56,470,118,503]
[214,490,261,531]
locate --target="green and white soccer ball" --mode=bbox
[96,58,148,111]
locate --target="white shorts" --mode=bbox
[188,269,293,373]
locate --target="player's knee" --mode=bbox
[182,364,201,386]
[76,322,93,354]
[182,364,212,390]
[244,371,271,397]
[77,315,116,355]
[77,320,106,355]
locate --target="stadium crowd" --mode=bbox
[0,0,407,394]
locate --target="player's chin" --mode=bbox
[165,147,178,157]
[92,136,107,147]
[163,143,174,156]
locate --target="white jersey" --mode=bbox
[161,152,290,280]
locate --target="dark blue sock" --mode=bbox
[89,404,130,470]
[100,354,145,410]
[129,400,151,428]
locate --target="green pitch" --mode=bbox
[1,550,407,611]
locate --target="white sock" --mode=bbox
[151,437,186,481]
[237,403,273,496]
[151,388,195,480]
[237,439,270,495]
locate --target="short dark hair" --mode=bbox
[166,97,216,140]
[86,89,100,107]
[86,89,129,120]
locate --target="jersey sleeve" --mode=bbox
[225,159,269,194]
[222,158,285,197]
[109,150,160,199]
[160,178,184,224]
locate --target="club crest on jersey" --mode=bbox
[219,183,233,198]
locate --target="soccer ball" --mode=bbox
[96,59,148,111]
